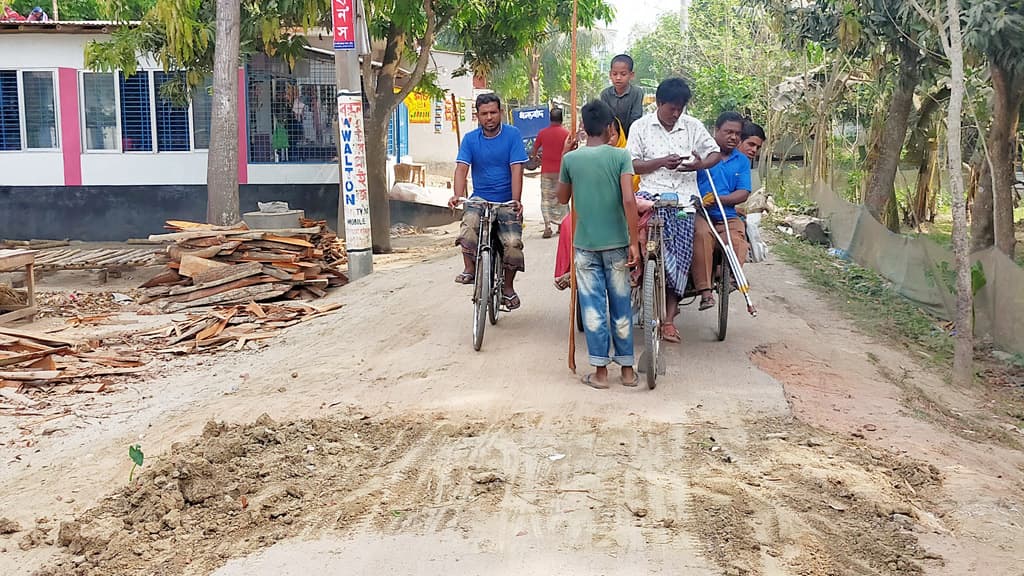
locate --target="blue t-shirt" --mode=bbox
[697,149,752,221]
[456,124,530,202]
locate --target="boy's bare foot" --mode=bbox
[581,366,610,389]
[621,366,638,387]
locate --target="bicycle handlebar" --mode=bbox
[458,197,520,208]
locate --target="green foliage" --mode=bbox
[627,0,788,125]
[85,0,329,100]
[964,0,1024,77]
[7,0,154,20]
[928,260,987,297]
[686,62,761,120]
[488,56,530,103]
[440,0,611,78]
[128,444,144,483]
[773,233,953,362]
[629,12,685,84]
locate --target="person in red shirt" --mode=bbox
[532,108,571,238]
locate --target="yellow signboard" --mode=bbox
[405,91,432,124]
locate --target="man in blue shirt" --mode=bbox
[691,111,751,311]
[448,93,529,310]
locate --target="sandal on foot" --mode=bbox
[581,373,609,389]
[542,228,553,239]
[661,323,681,343]
[502,292,521,310]
[698,292,715,311]
[621,372,638,387]
[454,272,475,284]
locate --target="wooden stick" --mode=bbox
[568,0,579,374]
[451,92,462,145]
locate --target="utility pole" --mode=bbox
[680,0,690,37]
[333,0,372,279]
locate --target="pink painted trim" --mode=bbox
[58,68,82,186]
[237,67,248,185]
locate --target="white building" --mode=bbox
[0,22,473,240]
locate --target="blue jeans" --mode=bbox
[575,247,635,367]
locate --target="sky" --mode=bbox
[606,0,680,53]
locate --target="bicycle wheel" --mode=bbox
[642,261,659,390]
[717,260,730,342]
[488,252,501,325]
[473,250,491,351]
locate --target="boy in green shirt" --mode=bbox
[557,100,640,389]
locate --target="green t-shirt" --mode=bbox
[559,145,634,251]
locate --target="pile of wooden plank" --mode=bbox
[300,218,347,265]
[136,301,344,354]
[0,326,147,394]
[139,221,348,312]
[0,239,70,250]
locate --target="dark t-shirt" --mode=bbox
[600,84,644,138]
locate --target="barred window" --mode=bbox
[22,71,58,149]
[153,71,191,152]
[191,77,213,150]
[83,72,118,151]
[246,52,337,164]
[0,70,22,151]
[119,72,153,152]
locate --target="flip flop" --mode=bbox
[502,292,521,310]
[621,372,638,387]
[581,373,609,389]
[454,272,475,284]
[661,323,681,343]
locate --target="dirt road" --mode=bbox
[2,213,1023,575]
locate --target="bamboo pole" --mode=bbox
[450,92,462,145]
[568,0,579,373]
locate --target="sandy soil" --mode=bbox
[1,201,1022,575]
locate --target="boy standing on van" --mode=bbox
[600,54,644,139]
[556,100,640,389]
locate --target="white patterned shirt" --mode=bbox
[626,111,719,209]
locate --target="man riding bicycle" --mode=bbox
[627,78,721,343]
[448,93,529,310]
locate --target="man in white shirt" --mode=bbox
[627,77,721,343]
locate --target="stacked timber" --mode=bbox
[139,221,348,312]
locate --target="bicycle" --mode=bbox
[632,192,691,389]
[458,197,519,351]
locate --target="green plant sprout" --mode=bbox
[129,444,144,483]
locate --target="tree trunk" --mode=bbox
[971,157,994,249]
[884,186,901,231]
[365,110,393,253]
[864,42,920,227]
[527,44,542,106]
[944,0,973,386]
[860,98,887,203]
[912,135,939,228]
[987,64,1024,257]
[206,0,241,226]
